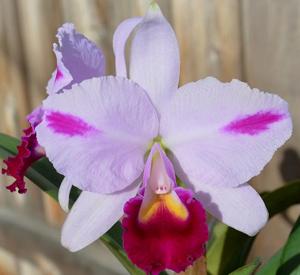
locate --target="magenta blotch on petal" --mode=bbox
[45,111,96,137]
[161,78,292,189]
[36,77,159,194]
[223,110,285,135]
[55,68,64,81]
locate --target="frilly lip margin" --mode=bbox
[2,125,44,194]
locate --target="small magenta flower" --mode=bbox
[2,24,105,193]
[31,2,291,274]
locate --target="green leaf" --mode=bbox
[0,133,19,154]
[258,215,300,275]
[256,249,282,275]
[229,258,260,275]
[101,235,145,275]
[277,215,300,274]
[262,182,300,218]
[0,134,145,274]
[207,223,253,275]
[207,181,300,275]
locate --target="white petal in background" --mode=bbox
[195,183,268,236]
[113,17,142,77]
[58,178,73,212]
[61,183,140,252]
[130,4,180,114]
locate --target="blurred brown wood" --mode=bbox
[241,0,300,263]
[0,0,46,221]
[173,0,242,84]
[0,208,125,275]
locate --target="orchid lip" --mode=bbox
[123,141,208,273]
[138,144,188,224]
[122,186,208,274]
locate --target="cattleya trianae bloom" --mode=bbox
[2,3,292,274]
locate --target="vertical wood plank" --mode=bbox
[16,0,62,107]
[16,0,65,225]
[173,0,242,85]
[241,0,300,263]
[0,0,46,217]
[0,0,29,134]
[60,0,113,72]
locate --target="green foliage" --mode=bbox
[277,215,300,274]
[258,215,300,275]
[256,249,282,275]
[229,258,261,275]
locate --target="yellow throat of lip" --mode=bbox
[138,192,189,223]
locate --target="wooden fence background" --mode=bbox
[0,0,300,274]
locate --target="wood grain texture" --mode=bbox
[241,0,300,264]
[16,0,62,107]
[173,0,242,84]
[0,0,46,220]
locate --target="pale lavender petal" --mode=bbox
[58,178,73,212]
[143,143,176,189]
[195,183,268,236]
[36,76,159,194]
[129,3,180,114]
[113,17,142,77]
[27,106,44,128]
[47,44,73,95]
[47,23,105,94]
[61,183,140,252]
[161,77,292,188]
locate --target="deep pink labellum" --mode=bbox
[122,188,208,274]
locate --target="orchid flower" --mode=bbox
[4,2,292,273]
[33,3,292,273]
[2,23,105,193]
